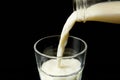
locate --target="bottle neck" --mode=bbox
[73,0,87,22]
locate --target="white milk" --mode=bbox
[57,11,78,67]
[39,59,82,80]
[40,1,120,80]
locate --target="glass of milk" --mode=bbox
[34,35,87,80]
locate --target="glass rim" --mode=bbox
[34,35,87,59]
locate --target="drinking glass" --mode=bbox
[34,35,87,80]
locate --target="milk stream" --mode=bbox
[40,1,120,80]
[57,1,120,66]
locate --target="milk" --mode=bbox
[39,1,120,80]
[57,11,77,67]
[39,59,82,80]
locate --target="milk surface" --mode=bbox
[39,59,82,80]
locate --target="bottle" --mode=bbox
[73,0,120,24]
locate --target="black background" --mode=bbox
[1,0,120,80]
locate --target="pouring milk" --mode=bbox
[40,1,120,80]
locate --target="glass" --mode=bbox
[34,35,87,80]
